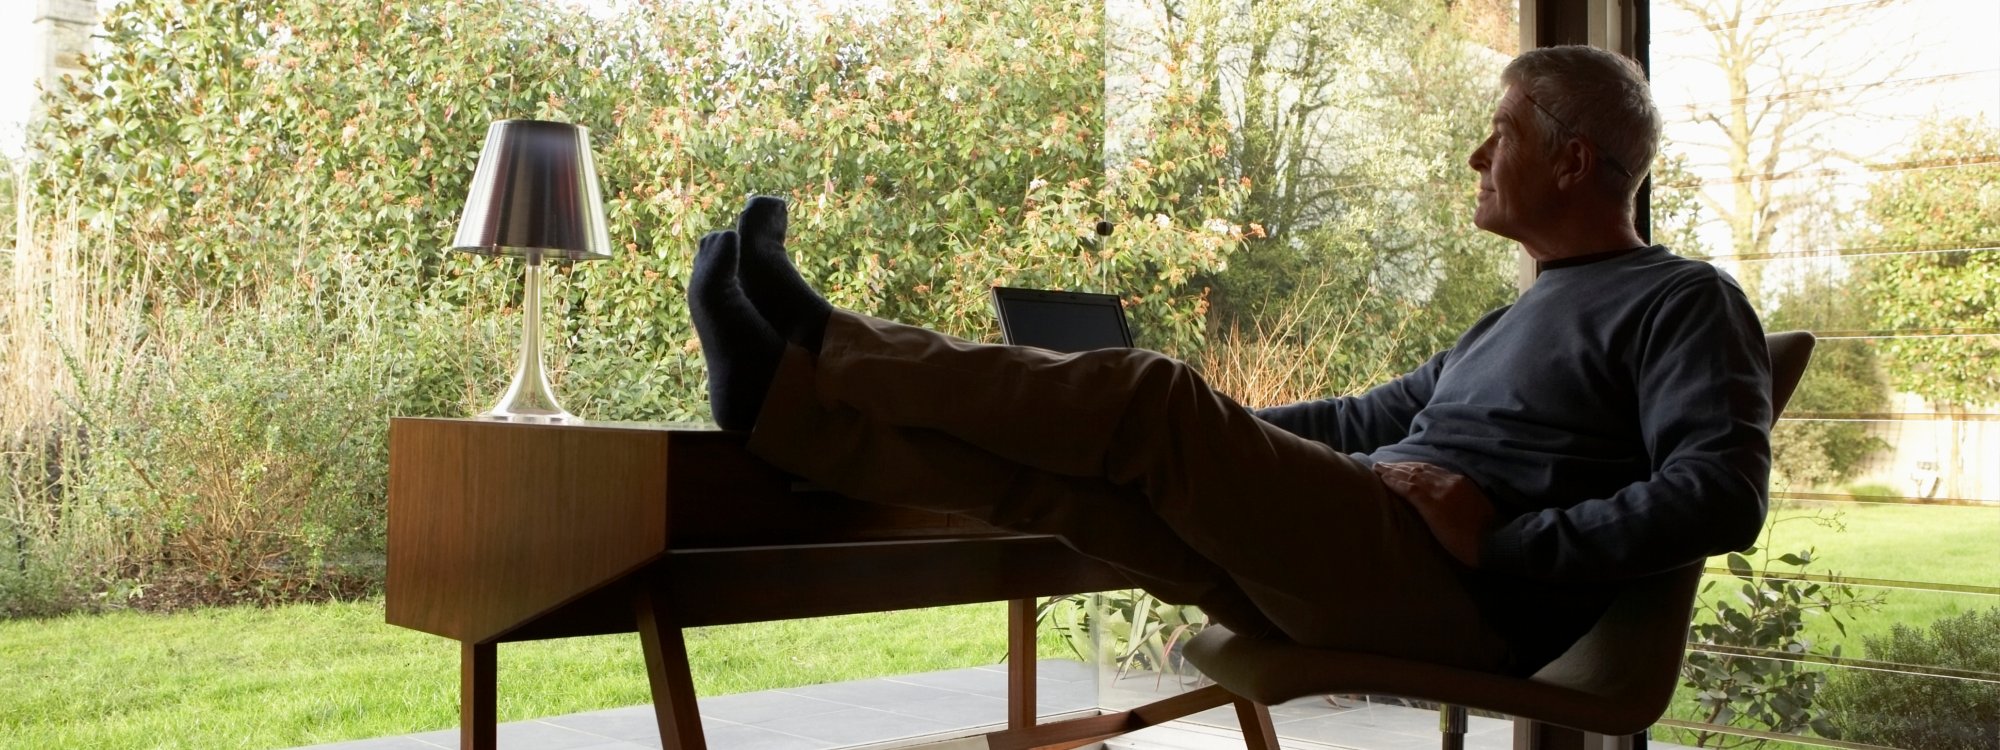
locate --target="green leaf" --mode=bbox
[1726,552,1754,580]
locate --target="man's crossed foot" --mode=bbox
[687,197,833,430]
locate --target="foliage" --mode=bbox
[1651,149,1711,258]
[1820,607,2000,749]
[1,237,469,611]
[30,0,1245,426]
[1761,273,1891,492]
[1,158,16,249]
[1135,0,1518,375]
[1856,115,2000,408]
[58,294,409,607]
[1672,512,1882,749]
[1039,589,1206,682]
[1194,275,1420,409]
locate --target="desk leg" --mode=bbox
[637,587,707,750]
[461,642,496,750]
[1007,597,1037,729]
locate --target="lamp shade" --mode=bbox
[451,120,613,261]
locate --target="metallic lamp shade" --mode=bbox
[451,120,613,261]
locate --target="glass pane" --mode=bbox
[1650,0,2000,744]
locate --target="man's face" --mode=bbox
[1467,86,1557,242]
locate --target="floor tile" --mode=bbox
[539,705,737,742]
[404,720,613,750]
[695,690,853,725]
[781,676,962,708]
[294,737,444,750]
[878,666,1011,698]
[749,706,962,746]
[699,723,841,750]
[875,691,1009,726]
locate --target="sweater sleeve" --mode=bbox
[1481,276,1773,580]
[1251,349,1447,453]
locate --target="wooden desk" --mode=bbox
[386,417,1253,750]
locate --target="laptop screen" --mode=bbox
[990,286,1134,353]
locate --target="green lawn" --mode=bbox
[1728,501,2000,649]
[0,598,1076,750]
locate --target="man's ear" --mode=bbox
[1552,137,1595,190]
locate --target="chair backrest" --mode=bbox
[1529,331,1816,710]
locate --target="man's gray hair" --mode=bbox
[1502,46,1661,201]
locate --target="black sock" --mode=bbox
[734,196,833,353]
[687,230,783,431]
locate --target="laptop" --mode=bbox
[989,286,1134,352]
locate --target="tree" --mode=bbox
[1653,149,1713,258]
[1658,0,1910,302]
[1762,276,1892,491]
[1856,116,2000,409]
[1111,0,1519,384]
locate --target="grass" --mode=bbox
[0,598,1077,750]
[1731,501,2000,648]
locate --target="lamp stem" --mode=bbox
[484,255,573,421]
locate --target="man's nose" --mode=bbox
[1468,142,1489,171]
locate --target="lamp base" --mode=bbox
[482,258,574,423]
[480,403,574,423]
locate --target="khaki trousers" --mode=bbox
[747,311,1510,671]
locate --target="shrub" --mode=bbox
[1821,607,2000,749]
[1670,511,1881,749]
[0,209,505,613]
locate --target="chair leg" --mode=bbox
[1440,704,1467,750]
[1233,698,1278,750]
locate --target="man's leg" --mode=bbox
[696,205,1508,669]
[750,347,1280,635]
[754,317,1510,670]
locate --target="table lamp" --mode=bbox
[451,119,612,422]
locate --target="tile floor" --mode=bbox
[297,659,1685,750]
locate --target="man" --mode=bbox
[685,45,1771,676]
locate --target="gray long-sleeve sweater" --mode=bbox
[1255,244,1772,670]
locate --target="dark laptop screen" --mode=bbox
[990,287,1134,353]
